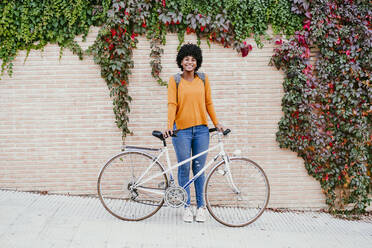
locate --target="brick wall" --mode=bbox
[0,27,326,209]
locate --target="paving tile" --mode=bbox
[0,190,371,248]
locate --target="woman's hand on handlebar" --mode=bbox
[163,128,173,138]
[215,123,225,133]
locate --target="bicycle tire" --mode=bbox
[97,151,168,221]
[205,157,270,227]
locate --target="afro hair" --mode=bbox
[176,43,203,72]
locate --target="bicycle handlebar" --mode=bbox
[155,128,231,141]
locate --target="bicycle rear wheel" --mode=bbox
[97,151,168,221]
[205,157,270,227]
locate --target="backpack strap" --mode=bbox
[174,73,182,87]
[195,72,205,84]
[174,72,206,102]
[174,73,181,103]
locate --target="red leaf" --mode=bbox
[241,47,249,57]
[336,37,341,44]
[186,27,193,34]
[303,20,311,31]
[111,28,117,37]
[131,32,138,40]
[275,39,283,45]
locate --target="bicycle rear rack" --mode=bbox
[123,146,160,152]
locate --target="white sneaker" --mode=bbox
[195,207,207,222]
[183,207,194,223]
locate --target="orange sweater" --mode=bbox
[167,73,219,130]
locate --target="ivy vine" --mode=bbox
[0,0,110,78]
[270,0,371,214]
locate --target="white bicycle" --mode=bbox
[97,128,270,227]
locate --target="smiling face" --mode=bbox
[181,56,197,72]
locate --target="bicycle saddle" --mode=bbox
[152,131,165,141]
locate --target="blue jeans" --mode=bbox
[172,124,209,208]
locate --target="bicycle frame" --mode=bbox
[128,133,239,196]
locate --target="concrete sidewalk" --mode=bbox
[0,190,371,248]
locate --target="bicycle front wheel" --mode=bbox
[97,151,168,221]
[205,157,270,227]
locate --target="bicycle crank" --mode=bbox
[164,186,187,208]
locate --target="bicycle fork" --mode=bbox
[219,154,242,200]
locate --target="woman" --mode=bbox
[164,43,223,223]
